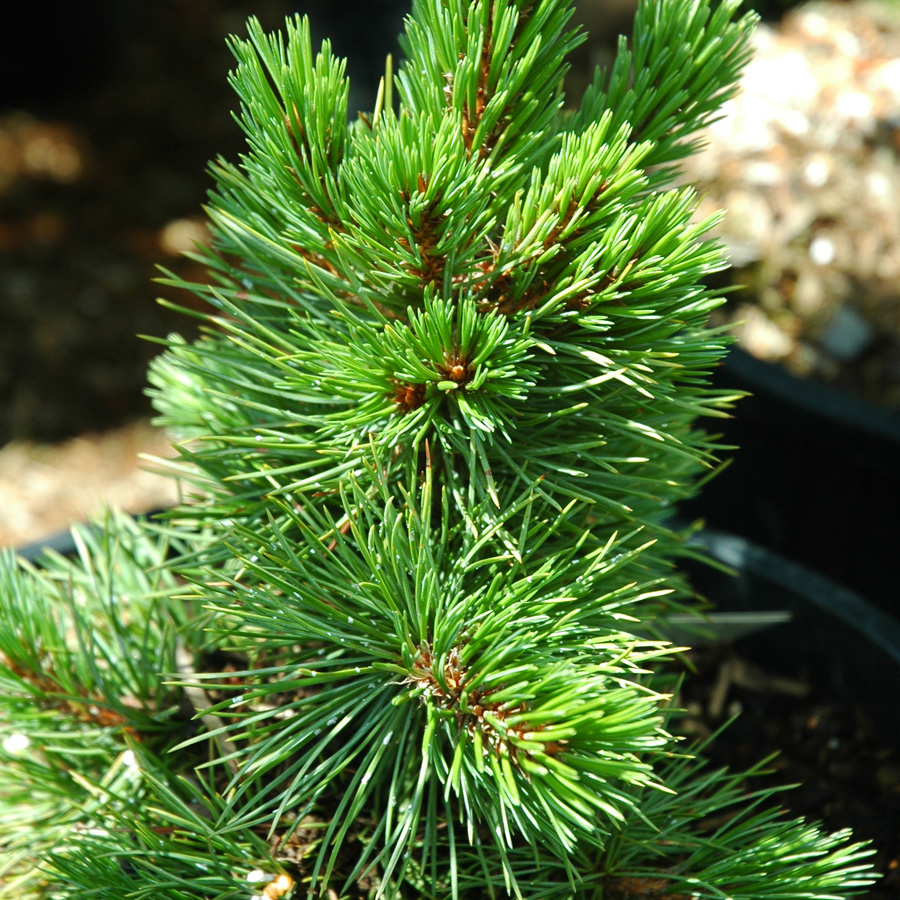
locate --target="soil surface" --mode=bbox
[0,419,177,548]
[680,644,900,900]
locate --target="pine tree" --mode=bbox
[0,2,880,898]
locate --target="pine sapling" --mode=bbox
[0,2,880,899]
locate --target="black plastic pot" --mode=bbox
[682,347,900,620]
[683,530,900,899]
[685,528,900,747]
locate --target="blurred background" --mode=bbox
[0,0,898,544]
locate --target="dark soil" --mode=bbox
[680,643,900,899]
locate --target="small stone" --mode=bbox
[802,154,830,188]
[820,305,874,360]
[809,235,836,266]
[735,304,794,360]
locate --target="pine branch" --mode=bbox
[572,0,759,179]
